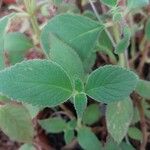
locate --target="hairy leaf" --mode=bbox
[86,65,138,103]
[77,127,102,150]
[128,127,142,141]
[0,104,34,143]
[127,0,149,10]
[106,98,133,143]
[74,93,87,118]
[49,33,84,80]
[64,129,74,144]
[0,60,73,106]
[100,0,118,7]
[135,79,150,99]
[39,117,67,133]
[41,13,104,61]
[82,104,101,125]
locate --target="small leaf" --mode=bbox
[49,33,84,80]
[41,13,104,61]
[100,0,118,7]
[74,93,87,118]
[115,26,131,54]
[86,65,138,103]
[128,127,142,141]
[74,78,84,92]
[82,104,101,125]
[106,98,133,143]
[19,144,36,150]
[4,32,33,52]
[39,117,67,133]
[0,60,73,106]
[127,0,149,10]
[64,129,74,144]
[77,127,102,150]
[135,79,150,99]
[145,18,150,41]
[0,104,34,143]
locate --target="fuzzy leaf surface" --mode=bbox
[106,98,133,143]
[0,60,73,106]
[86,65,138,103]
[0,104,34,143]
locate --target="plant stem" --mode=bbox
[88,0,116,48]
[135,96,148,150]
[24,0,40,42]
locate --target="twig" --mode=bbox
[88,0,116,48]
[134,93,148,150]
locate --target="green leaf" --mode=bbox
[145,18,150,41]
[74,78,84,92]
[128,127,142,141]
[39,117,67,133]
[100,0,118,7]
[85,65,138,103]
[127,0,149,10]
[0,60,73,106]
[49,33,84,80]
[106,98,133,143]
[41,13,104,61]
[19,144,36,150]
[74,93,87,118]
[4,32,33,52]
[77,127,102,150]
[24,103,42,119]
[4,32,33,64]
[64,129,74,144]
[82,104,101,125]
[0,104,34,143]
[135,79,150,99]
[115,26,131,54]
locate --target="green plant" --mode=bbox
[0,0,150,149]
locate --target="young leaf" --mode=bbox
[4,32,33,52]
[39,117,67,133]
[0,60,73,106]
[115,26,131,54]
[82,104,101,125]
[0,104,34,143]
[135,79,150,99]
[145,18,150,41]
[106,98,133,143]
[64,129,74,144]
[128,127,142,141]
[41,13,104,61]
[85,65,138,103]
[49,33,84,80]
[127,0,149,10]
[100,0,118,7]
[77,127,102,150]
[74,93,87,119]
[19,144,36,150]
